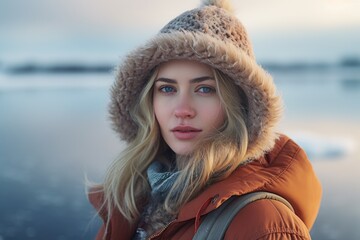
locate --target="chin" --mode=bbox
[172,146,194,157]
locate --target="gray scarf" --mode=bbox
[133,161,179,240]
[147,161,180,202]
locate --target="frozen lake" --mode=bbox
[0,67,359,239]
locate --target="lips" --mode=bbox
[171,126,202,140]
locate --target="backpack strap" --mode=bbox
[193,191,294,240]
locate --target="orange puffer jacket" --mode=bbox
[89,134,322,239]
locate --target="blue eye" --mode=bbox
[160,86,175,93]
[198,86,215,93]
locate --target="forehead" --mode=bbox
[157,60,213,78]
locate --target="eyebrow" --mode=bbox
[155,76,215,84]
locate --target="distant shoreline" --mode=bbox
[0,57,359,75]
[1,64,114,75]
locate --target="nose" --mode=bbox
[174,96,196,119]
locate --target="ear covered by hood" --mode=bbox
[109,0,283,160]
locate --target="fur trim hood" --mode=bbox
[109,0,283,160]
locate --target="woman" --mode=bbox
[89,0,322,239]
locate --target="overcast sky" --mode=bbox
[1,0,360,63]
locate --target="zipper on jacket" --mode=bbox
[148,219,177,240]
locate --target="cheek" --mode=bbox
[153,97,167,128]
[214,106,226,127]
[201,102,226,128]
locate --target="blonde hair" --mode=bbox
[96,65,249,228]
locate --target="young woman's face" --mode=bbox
[153,60,226,156]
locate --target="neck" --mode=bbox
[175,154,192,170]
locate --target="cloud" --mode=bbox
[2,0,359,33]
[0,0,195,33]
[1,0,359,62]
[236,0,360,33]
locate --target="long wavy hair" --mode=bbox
[96,65,249,229]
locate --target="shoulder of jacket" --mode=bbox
[265,134,303,160]
[88,186,104,208]
[225,198,311,240]
[87,186,108,221]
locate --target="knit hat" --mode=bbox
[109,0,283,160]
